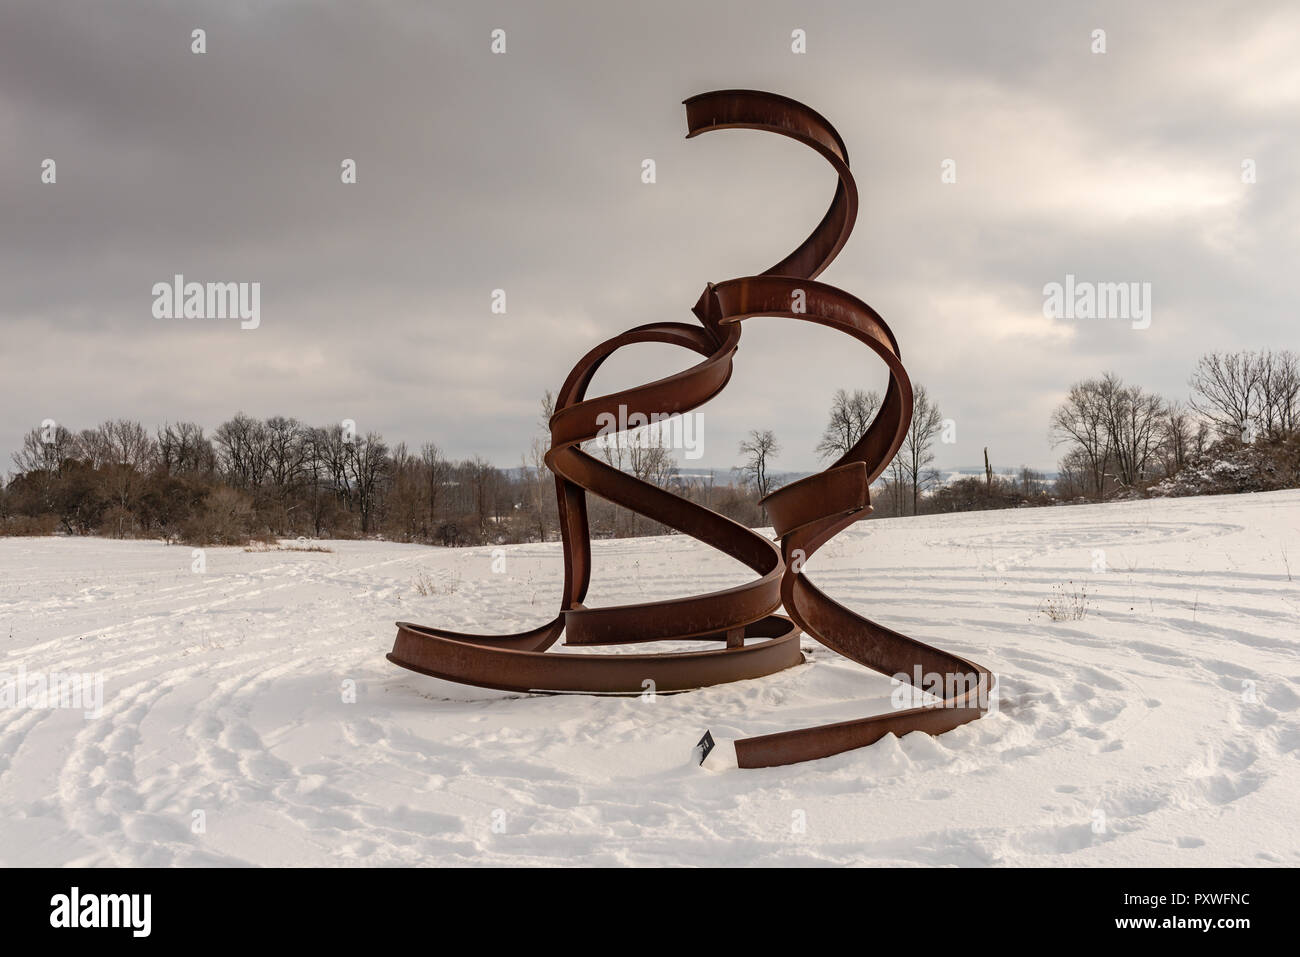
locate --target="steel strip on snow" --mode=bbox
[388,89,993,767]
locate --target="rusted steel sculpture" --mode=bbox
[389,90,992,767]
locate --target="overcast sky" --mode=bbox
[3,0,1297,475]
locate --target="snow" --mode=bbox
[1,490,1298,866]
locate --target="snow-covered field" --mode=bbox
[2,490,1298,867]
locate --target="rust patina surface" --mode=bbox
[388,90,992,768]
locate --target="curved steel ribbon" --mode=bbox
[388,89,992,767]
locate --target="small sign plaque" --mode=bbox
[694,730,715,766]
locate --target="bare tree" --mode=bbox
[157,422,215,475]
[214,412,271,488]
[884,452,909,516]
[1054,447,1091,499]
[1018,466,1045,497]
[1051,378,1113,500]
[1189,351,1262,440]
[903,384,943,515]
[587,397,681,535]
[1257,350,1300,438]
[10,424,75,514]
[12,424,74,475]
[1099,375,1165,489]
[737,429,780,501]
[523,392,556,541]
[92,420,156,536]
[627,433,678,488]
[344,432,389,535]
[92,419,156,470]
[264,416,307,498]
[302,425,349,536]
[420,442,449,539]
[816,388,880,461]
[74,427,112,470]
[1051,374,1164,495]
[465,455,498,542]
[1157,401,1198,478]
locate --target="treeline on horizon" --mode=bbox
[2,348,1297,548]
[0,404,767,546]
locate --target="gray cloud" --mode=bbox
[3,0,1297,475]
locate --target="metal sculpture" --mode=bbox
[388,90,992,767]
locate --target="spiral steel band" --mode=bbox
[388,90,992,767]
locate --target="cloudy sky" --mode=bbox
[3,0,1296,475]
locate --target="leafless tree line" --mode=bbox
[1188,349,1300,440]
[6,350,1295,543]
[4,414,517,545]
[1052,350,1299,501]
[811,385,946,516]
[1,402,766,545]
